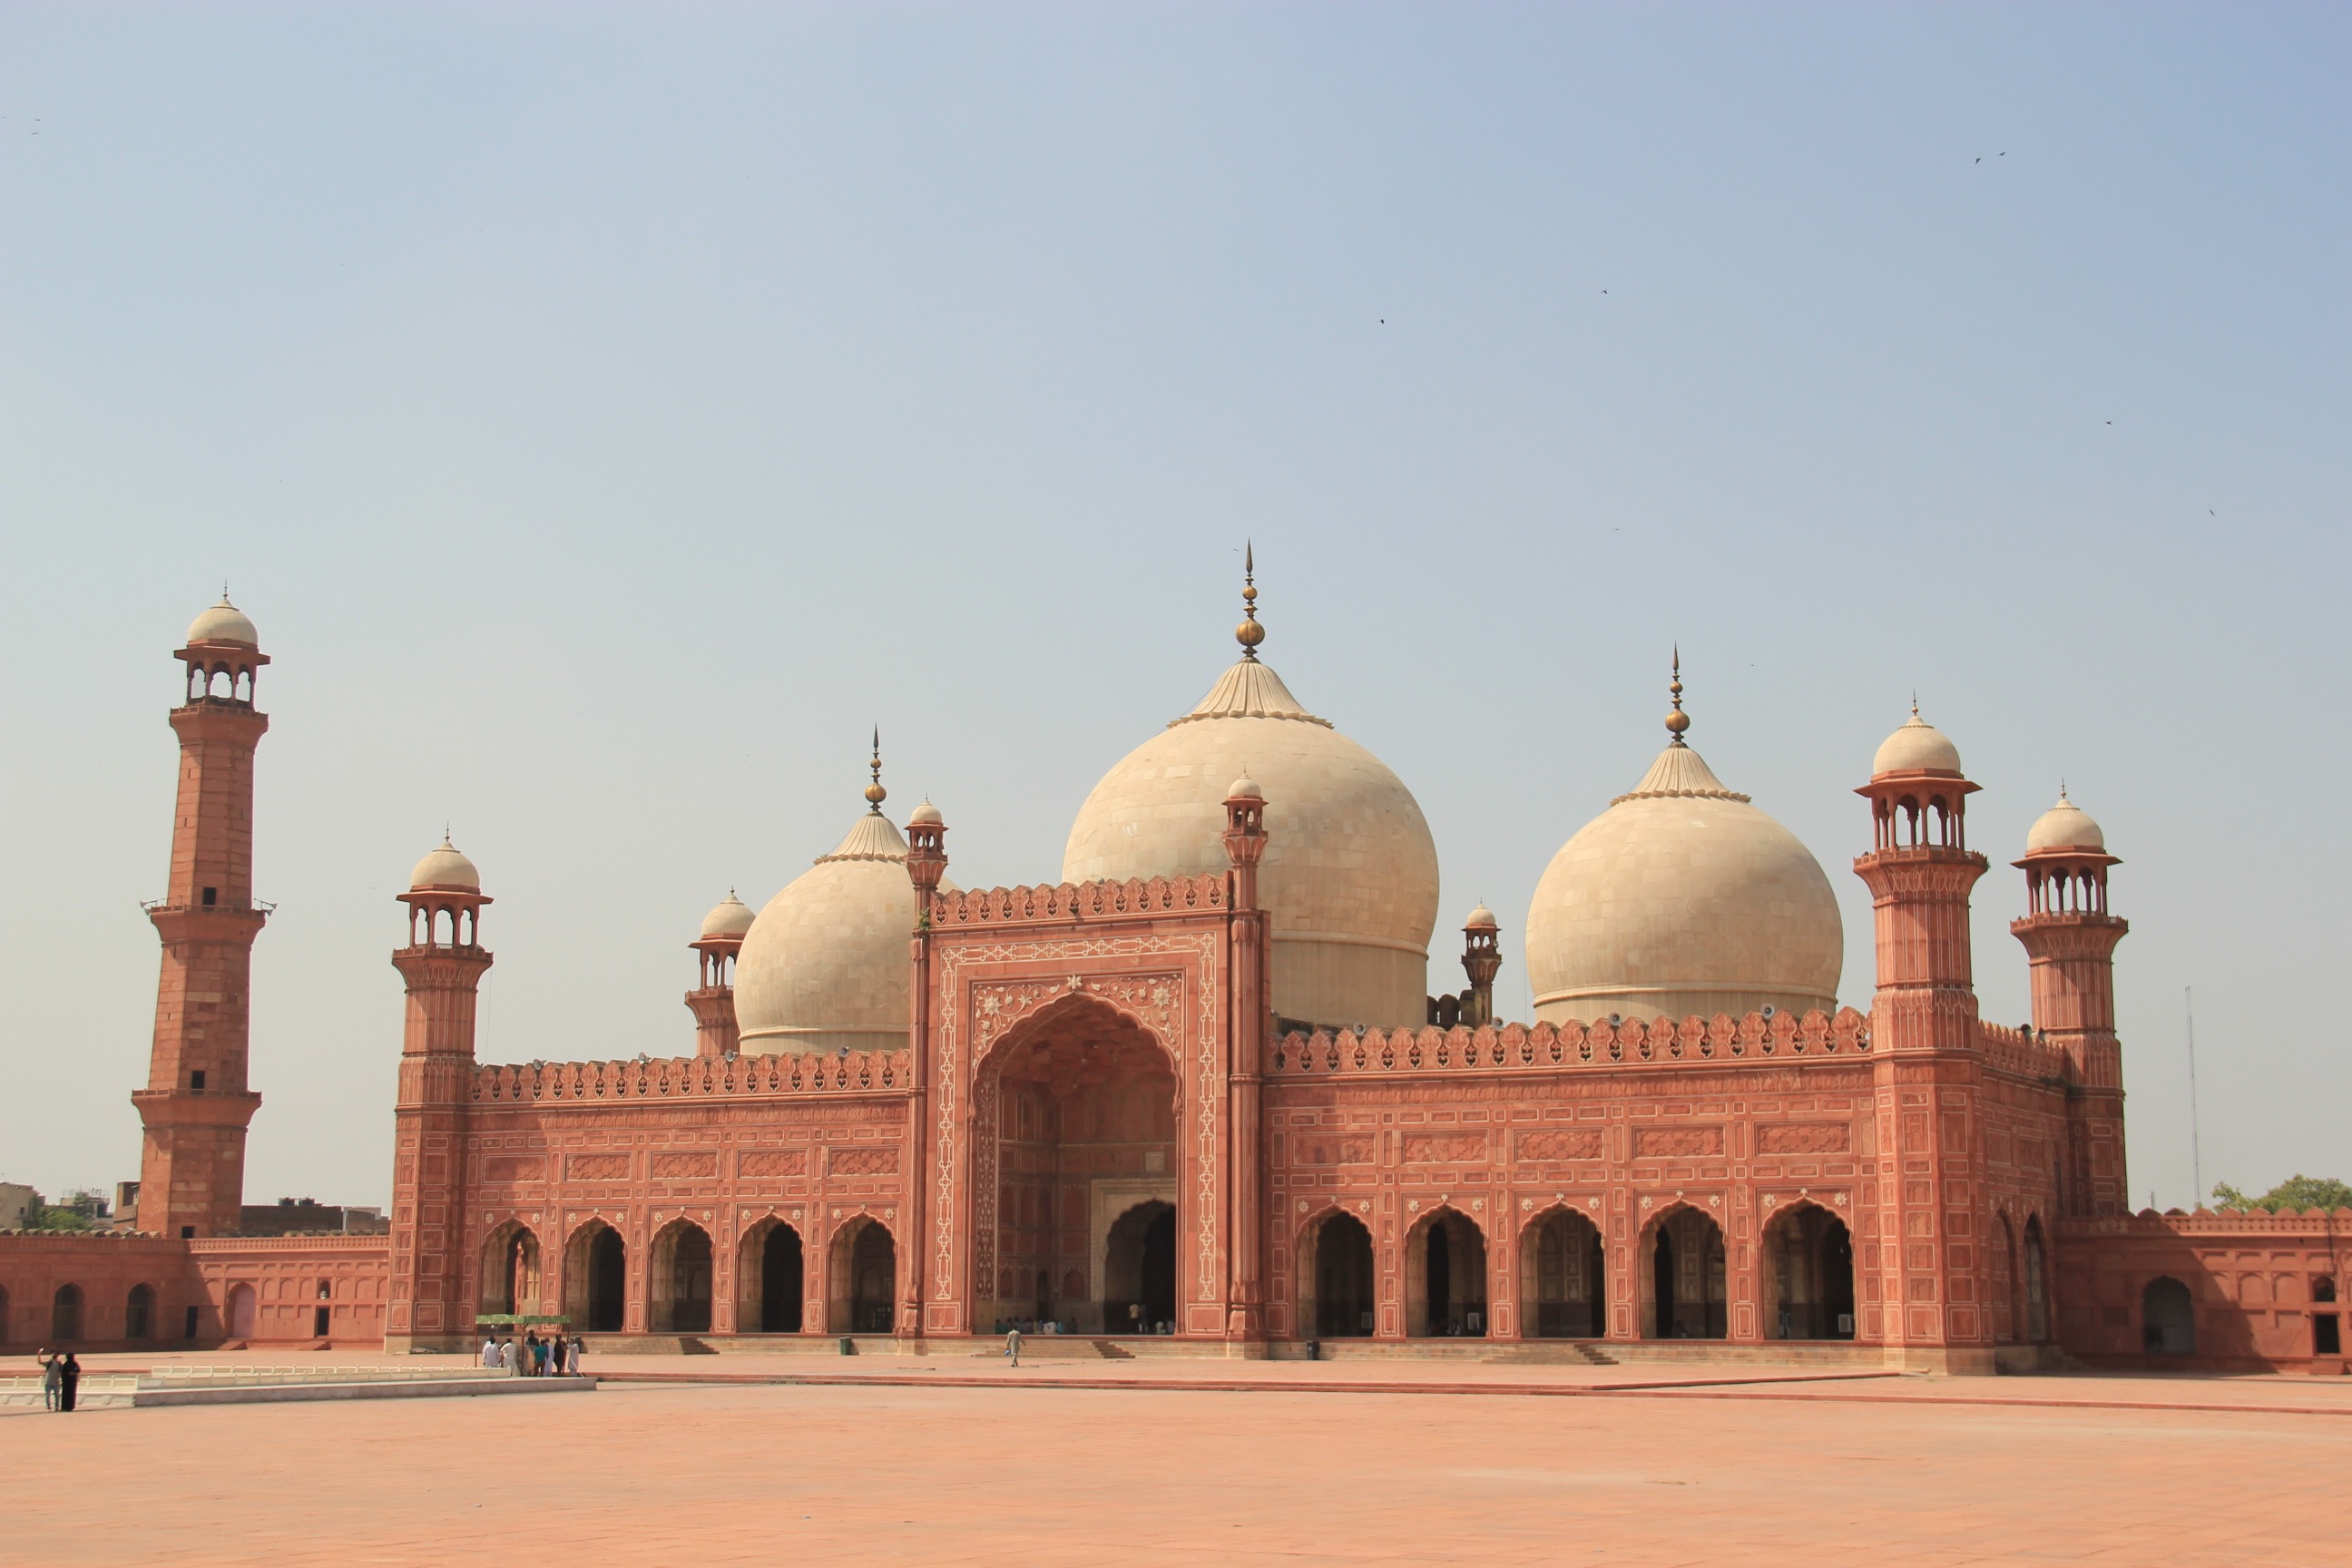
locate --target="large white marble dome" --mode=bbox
[1063,637,1439,1030]
[734,806,930,1054]
[1524,730,1843,1027]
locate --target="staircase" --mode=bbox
[1093,1339,1137,1359]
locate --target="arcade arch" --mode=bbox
[980,995,1179,1333]
[650,1220,714,1334]
[1519,1206,1606,1338]
[1103,1200,1177,1334]
[2023,1215,2052,1341]
[2142,1277,2196,1355]
[126,1283,155,1341]
[478,1222,542,1318]
[738,1217,806,1333]
[1406,1208,1488,1337]
[1763,1201,1854,1340]
[51,1284,83,1341]
[565,1220,628,1333]
[1298,1209,1376,1338]
[1643,1206,1727,1339]
[829,1216,897,1334]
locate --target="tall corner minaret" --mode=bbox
[1852,703,1988,1053]
[2011,789,2129,1215]
[1852,703,1995,1371]
[687,892,753,1058]
[132,594,272,1240]
[385,836,492,1351]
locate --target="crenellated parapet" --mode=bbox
[931,874,1230,929]
[1975,1020,2075,1083]
[1269,1006,1871,1076]
[471,1048,913,1103]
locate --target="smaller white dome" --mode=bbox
[410,837,480,891]
[700,891,756,938]
[2026,792,2105,854]
[188,597,259,648]
[1464,903,1498,930]
[907,800,943,827]
[1227,774,1263,800]
[1873,708,1963,777]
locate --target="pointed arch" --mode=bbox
[1518,1202,1606,1338]
[649,1219,714,1333]
[564,1217,629,1333]
[737,1214,807,1333]
[477,1220,542,1319]
[828,1213,897,1335]
[1640,1202,1727,1339]
[2022,1213,2052,1342]
[1404,1206,1488,1337]
[1761,1200,1854,1339]
[1295,1205,1376,1339]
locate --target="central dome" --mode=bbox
[1524,730,1842,1027]
[1063,604,1438,1029]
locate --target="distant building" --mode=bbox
[0,1183,36,1231]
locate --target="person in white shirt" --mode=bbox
[481,1337,499,1368]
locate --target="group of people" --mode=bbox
[479,1330,584,1377]
[34,1349,83,1412]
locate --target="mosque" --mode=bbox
[1,581,2345,1374]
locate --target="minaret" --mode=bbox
[2012,789,2129,1216]
[687,892,754,1058]
[384,836,492,1352]
[903,795,946,1337]
[132,594,272,1240]
[1223,769,1270,1340]
[1459,905,1501,1028]
[1853,703,1994,1372]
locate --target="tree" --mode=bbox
[2210,1174,2352,1213]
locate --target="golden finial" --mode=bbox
[1664,645,1690,743]
[864,728,887,812]
[1235,541,1265,661]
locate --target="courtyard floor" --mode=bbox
[6,1352,2349,1564]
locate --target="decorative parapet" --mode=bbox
[931,875,1229,929]
[184,1234,394,1253]
[1269,1007,1870,1076]
[2056,1208,2352,1238]
[471,1049,912,1104]
[1975,1020,2076,1083]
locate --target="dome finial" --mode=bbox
[864,728,887,813]
[1664,645,1690,744]
[1235,541,1265,661]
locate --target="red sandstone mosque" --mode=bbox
[4,580,2346,1373]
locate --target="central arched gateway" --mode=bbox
[977,995,1182,1333]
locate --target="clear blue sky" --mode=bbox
[2,4,2344,1210]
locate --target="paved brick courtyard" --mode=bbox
[7,1359,2350,1565]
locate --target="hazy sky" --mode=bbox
[3,5,2345,1211]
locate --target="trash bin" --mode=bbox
[838,1336,856,1356]
[1306,1338,1321,1361]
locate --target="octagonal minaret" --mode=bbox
[132,595,272,1240]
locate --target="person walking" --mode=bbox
[505,1336,525,1377]
[568,1334,584,1377]
[1004,1324,1022,1368]
[38,1349,61,1411]
[481,1334,499,1368]
[1127,1301,1142,1336]
[58,1352,82,1413]
[548,1334,566,1377]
